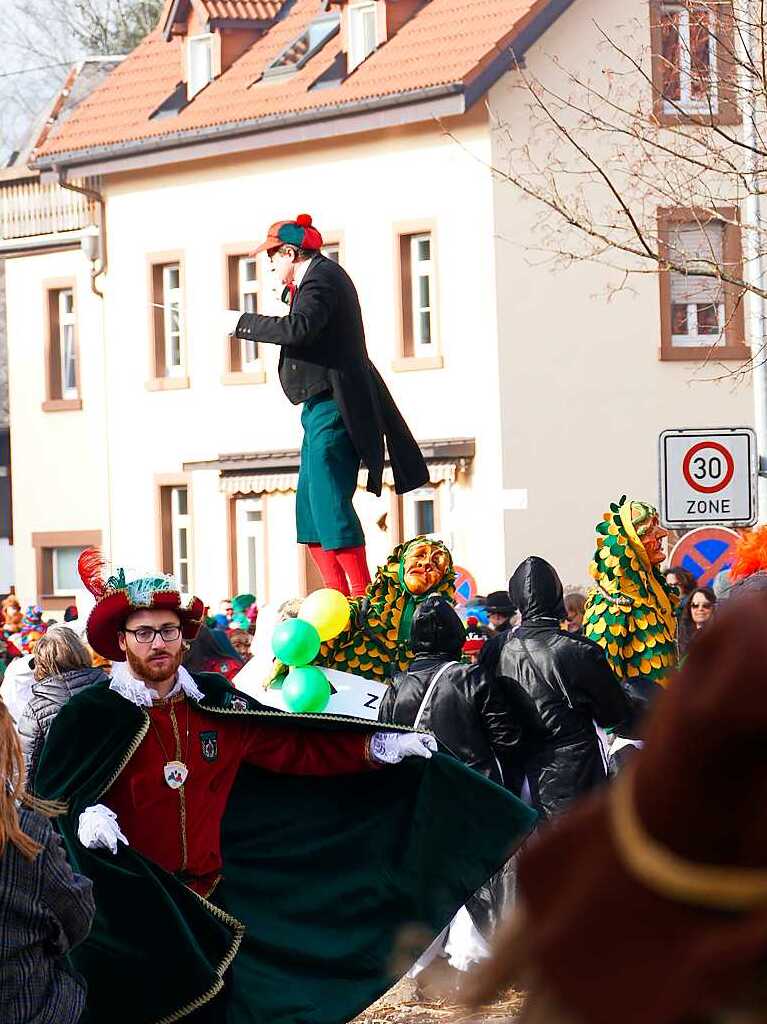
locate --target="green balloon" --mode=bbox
[282,666,331,713]
[271,618,321,667]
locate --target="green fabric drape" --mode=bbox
[35,676,537,1024]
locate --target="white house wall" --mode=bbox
[489,0,754,588]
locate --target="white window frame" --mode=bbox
[237,257,260,371]
[661,3,718,115]
[348,1,378,71]
[404,486,438,539]
[410,233,435,357]
[170,486,191,592]
[321,243,341,264]
[52,545,85,596]
[58,288,77,400]
[669,220,727,348]
[188,33,214,98]
[236,498,267,603]
[162,264,184,377]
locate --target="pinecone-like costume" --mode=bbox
[583,496,678,686]
[315,537,456,681]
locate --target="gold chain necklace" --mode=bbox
[150,696,191,789]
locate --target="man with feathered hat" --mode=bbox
[33,551,536,1024]
[223,213,430,598]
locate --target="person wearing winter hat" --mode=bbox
[223,214,429,597]
[34,550,533,1024]
[485,591,517,634]
[468,590,767,1024]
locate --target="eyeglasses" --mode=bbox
[123,626,182,644]
[690,602,712,610]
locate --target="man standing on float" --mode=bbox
[224,214,429,597]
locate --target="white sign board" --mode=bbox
[236,662,387,721]
[659,427,757,528]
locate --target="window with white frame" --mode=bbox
[58,288,77,399]
[321,243,340,264]
[236,498,267,602]
[659,3,717,114]
[410,233,434,355]
[668,221,726,346]
[348,1,378,70]
[238,257,260,369]
[188,34,213,98]
[170,486,190,591]
[52,546,86,595]
[162,264,184,376]
[405,487,438,539]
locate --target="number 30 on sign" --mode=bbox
[659,428,757,528]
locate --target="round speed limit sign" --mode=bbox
[681,441,735,494]
[659,428,757,527]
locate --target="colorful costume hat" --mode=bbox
[583,496,677,686]
[251,213,323,255]
[472,592,767,1024]
[78,549,204,662]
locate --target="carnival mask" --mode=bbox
[402,541,450,595]
[631,503,668,566]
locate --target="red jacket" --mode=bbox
[105,693,373,895]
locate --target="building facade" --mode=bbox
[0,0,756,614]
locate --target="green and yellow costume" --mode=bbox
[316,537,456,680]
[583,497,678,686]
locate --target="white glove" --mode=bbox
[222,310,242,336]
[370,731,438,764]
[78,804,129,855]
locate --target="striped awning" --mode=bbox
[219,460,459,496]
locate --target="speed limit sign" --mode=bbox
[659,428,757,527]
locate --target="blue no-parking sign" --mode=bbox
[670,526,740,586]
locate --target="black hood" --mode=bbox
[509,556,566,623]
[411,596,466,656]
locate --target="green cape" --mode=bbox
[35,674,536,1024]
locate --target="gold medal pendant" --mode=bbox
[164,760,189,789]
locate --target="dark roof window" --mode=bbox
[263,10,340,79]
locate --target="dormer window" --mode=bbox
[188,34,214,97]
[264,10,340,79]
[348,1,378,71]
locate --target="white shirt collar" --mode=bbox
[109,662,204,708]
[292,257,314,290]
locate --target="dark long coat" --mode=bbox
[495,557,631,819]
[234,254,429,496]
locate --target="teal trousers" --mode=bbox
[296,395,364,550]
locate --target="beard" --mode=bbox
[125,644,184,686]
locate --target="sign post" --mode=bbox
[659,427,758,529]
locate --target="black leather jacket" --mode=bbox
[496,557,630,818]
[18,666,108,786]
[379,656,519,785]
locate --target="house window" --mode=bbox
[150,259,185,379]
[188,34,213,97]
[321,243,340,264]
[235,498,267,602]
[264,11,340,78]
[58,290,77,399]
[658,209,747,360]
[226,253,264,375]
[651,2,737,123]
[349,1,378,70]
[170,486,190,591]
[404,487,438,539]
[399,232,436,358]
[45,283,80,408]
[52,546,85,595]
[32,530,102,608]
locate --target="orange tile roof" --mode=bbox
[200,0,285,19]
[36,0,551,163]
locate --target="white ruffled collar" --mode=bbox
[109,662,204,708]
